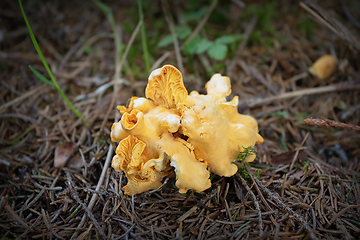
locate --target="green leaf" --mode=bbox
[183,35,202,55]
[157,34,173,48]
[19,0,85,124]
[183,6,208,22]
[215,35,242,44]
[280,134,289,151]
[207,43,227,60]
[137,0,151,73]
[271,110,288,118]
[337,100,347,110]
[174,26,191,40]
[29,66,55,87]
[303,159,310,174]
[157,26,191,48]
[195,38,213,54]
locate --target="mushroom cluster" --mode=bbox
[111,65,263,195]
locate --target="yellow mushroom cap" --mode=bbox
[111,135,165,195]
[111,97,157,142]
[309,54,337,80]
[145,65,188,108]
[178,73,263,176]
[205,74,231,103]
[118,97,156,115]
[160,137,211,193]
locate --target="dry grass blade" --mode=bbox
[253,176,319,240]
[71,145,114,239]
[0,85,49,113]
[300,0,360,51]
[41,208,65,240]
[183,0,218,45]
[5,205,34,232]
[237,174,264,236]
[161,0,184,75]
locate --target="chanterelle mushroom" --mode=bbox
[111,65,263,195]
[309,54,337,80]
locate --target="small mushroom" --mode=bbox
[309,54,337,80]
[205,74,231,103]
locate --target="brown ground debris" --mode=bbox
[1,0,359,239]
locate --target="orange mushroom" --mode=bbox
[309,54,337,80]
[112,135,166,195]
[145,65,188,108]
[111,65,263,195]
[178,74,263,177]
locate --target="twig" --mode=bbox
[151,51,171,71]
[183,0,218,45]
[237,173,263,236]
[290,132,309,171]
[248,66,277,94]
[281,133,309,197]
[236,16,258,53]
[0,85,49,113]
[59,38,84,72]
[75,19,142,102]
[244,82,360,107]
[0,113,37,124]
[115,223,137,240]
[99,19,143,130]
[248,174,272,212]
[177,206,198,223]
[161,0,184,75]
[300,1,360,51]
[22,187,46,211]
[137,0,151,73]
[5,204,34,232]
[71,139,114,240]
[285,72,309,83]
[253,177,319,240]
[300,2,339,38]
[304,117,360,131]
[71,190,106,239]
[341,0,360,29]
[72,2,126,238]
[41,208,65,240]
[326,205,360,228]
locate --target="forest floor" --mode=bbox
[1,0,360,239]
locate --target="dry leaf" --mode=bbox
[289,170,304,181]
[270,150,307,166]
[54,142,76,168]
[67,153,84,169]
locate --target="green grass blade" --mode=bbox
[18,0,85,123]
[29,65,55,87]
[91,0,122,59]
[137,0,151,73]
[346,182,355,203]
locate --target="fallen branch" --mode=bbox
[244,82,360,107]
[304,117,360,131]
